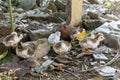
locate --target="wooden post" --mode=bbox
[66,0,83,27]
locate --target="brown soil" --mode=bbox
[0,25,12,38]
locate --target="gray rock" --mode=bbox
[95,66,116,76]
[87,11,100,19]
[14,8,24,13]
[105,14,120,21]
[28,30,52,41]
[54,0,66,12]
[34,38,50,59]
[101,32,120,50]
[17,0,37,10]
[82,19,103,30]
[88,0,99,4]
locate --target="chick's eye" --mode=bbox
[88,34,91,37]
[100,36,102,38]
[101,36,104,39]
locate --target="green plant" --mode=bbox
[8,0,14,31]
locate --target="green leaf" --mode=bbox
[71,41,79,47]
[0,51,8,60]
[0,48,12,65]
[0,75,12,80]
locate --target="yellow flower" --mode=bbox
[77,31,87,41]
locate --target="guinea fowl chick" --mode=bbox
[53,40,71,59]
[80,32,105,52]
[48,31,61,45]
[3,32,23,47]
[70,28,87,44]
[16,38,50,59]
[15,26,31,42]
[69,29,80,41]
[87,31,101,39]
[16,42,35,58]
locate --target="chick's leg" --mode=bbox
[82,47,94,52]
[82,46,89,52]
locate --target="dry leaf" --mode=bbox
[56,65,64,71]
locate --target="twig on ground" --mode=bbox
[64,70,80,79]
[79,51,120,72]
[30,71,40,77]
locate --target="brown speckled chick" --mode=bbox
[53,40,71,58]
[16,38,50,59]
[16,42,36,58]
[3,32,23,48]
[80,32,105,52]
[69,29,80,41]
[69,28,85,41]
